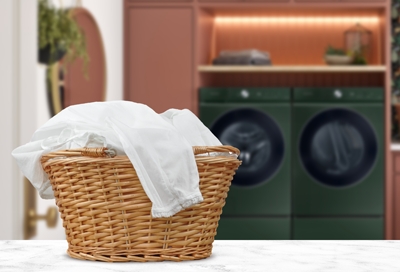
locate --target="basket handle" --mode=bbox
[41,146,240,162]
[192,146,240,156]
[40,147,116,163]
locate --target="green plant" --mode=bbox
[352,51,367,65]
[325,45,347,56]
[38,0,89,73]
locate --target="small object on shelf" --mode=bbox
[324,45,353,65]
[325,55,353,65]
[212,49,272,66]
[344,23,372,65]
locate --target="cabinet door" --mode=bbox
[340,0,385,2]
[199,0,287,2]
[128,0,191,2]
[125,8,193,113]
[295,0,384,2]
[245,0,288,2]
[294,0,339,2]
[199,0,240,2]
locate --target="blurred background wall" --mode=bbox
[0,0,21,240]
[0,0,123,239]
[35,0,123,239]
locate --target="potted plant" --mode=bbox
[38,0,88,69]
[324,45,353,65]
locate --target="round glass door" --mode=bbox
[299,108,377,188]
[211,108,284,187]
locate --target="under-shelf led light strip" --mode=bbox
[215,16,379,24]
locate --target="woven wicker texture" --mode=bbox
[41,146,241,262]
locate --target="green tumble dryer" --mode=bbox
[200,87,291,240]
[292,88,384,240]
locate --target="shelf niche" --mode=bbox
[198,7,386,88]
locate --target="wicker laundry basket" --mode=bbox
[41,146,241,262]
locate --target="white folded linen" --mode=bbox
[12,101,222,218]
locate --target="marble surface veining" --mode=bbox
[1,240,400,272]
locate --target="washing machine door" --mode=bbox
[211,108,284,187]
[299,108,377,188]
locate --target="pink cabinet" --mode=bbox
[124,8,193,113]
[245,0,289,2]
[199,0,241,2]
[294,0,338,2]
[127,0,191,2]
[342,0,385,1]
[295,0,384,2]
[198,0,308,1]
[199,0,287,2]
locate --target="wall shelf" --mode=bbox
[198,65,387,73]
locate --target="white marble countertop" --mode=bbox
[1,240,400,271]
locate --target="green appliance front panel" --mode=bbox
[200,103,291,215]
[216,217,291,240]
[292,104,384,215]
[293,217,383,240]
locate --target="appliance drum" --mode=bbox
[211,108,285,187]
[299,108,377,188]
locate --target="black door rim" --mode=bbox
[210,107,285,188]
[298,107,378,189]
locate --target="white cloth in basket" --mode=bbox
[12,101,222,218]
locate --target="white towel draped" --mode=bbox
[12,101,221,218]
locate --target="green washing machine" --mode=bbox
[200,87,291,240]
[292,88,384,240]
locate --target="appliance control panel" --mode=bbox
[240,89,250,99]
[228,88,290,102]
[333,89,343,99]
[293,88,384,102]
[200,87,291,102]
